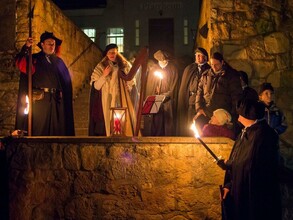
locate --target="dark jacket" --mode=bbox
[195,65,242,119]
[264,101,287,135]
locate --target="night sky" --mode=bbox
[52,0,107,10]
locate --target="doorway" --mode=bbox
[148,18,174,59]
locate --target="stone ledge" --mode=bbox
[6,136,235,144]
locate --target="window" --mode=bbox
[135,20,140,46]
[82,28,96,42]
[183,19,188,45]
[107,28,124,53]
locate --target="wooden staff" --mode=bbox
[27,0,34,136]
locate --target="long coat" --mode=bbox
[223,120,281,220]
[150,62,179,136]
[177,62,210,136]
[195,65,242,120]
[89,58,132,136]
[15,46,75,136]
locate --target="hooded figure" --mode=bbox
[15,31,75,135]
[220,99,281,220]
[149,50,179,136]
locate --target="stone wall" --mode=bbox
[6,137,233,219]
[196,0,293,147]
[196,0,293,170]
[4,137,293,219]
[0,0,102,135]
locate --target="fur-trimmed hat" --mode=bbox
[194,47,208,60]
[213,109,232,126]
[37,31,62,49]
[236,99,265,120]
[103,43,118,56]
[258,82,274,95]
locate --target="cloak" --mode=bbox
[223,120,281,220]
[15,48,75,136]
[177,62,210,136]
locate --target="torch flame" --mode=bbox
[24,95,29,115]
[190,121,200,138]
[154,70,163,79]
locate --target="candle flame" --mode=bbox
[114,112,121,119]
[24,95,29,115]
[190,121,200,138]
[154,70,163,79]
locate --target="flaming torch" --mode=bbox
[190,122,220,162]
[154,70,163,95]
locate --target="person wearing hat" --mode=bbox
[201,108,235,139]
[177,47,210,136]
[89,44,133,136]
[217,98,281,220]
[258,82,287,135]
[194,52,242,134]
[148,50,179,136]
[15,31,75,136]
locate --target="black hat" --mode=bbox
[236,99,265,120]
[103,43,118,56]
[37,31,62,49]
[258,82,274,95]
[194,47,208,60]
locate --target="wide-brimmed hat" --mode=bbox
[37,31,62,49]
[236,99,265,120]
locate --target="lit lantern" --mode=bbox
[110,107,127,136]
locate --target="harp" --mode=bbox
[118,47,149,136]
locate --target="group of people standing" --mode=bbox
[141,47,288,219]
[148,46,287,141]
[14,31,289,219]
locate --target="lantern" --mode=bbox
[110,107,127,136]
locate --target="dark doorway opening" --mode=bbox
[148,18,174,59]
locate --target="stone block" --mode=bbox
[264,32,290,54]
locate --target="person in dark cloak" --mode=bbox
[150,50,179,136]
[15,31,75,136]
[217,98,281,220]
[177,47,210,136]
